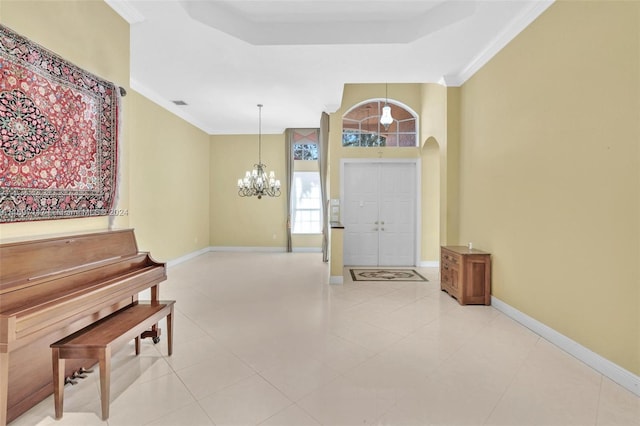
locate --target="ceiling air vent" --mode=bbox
[172,100,187,106]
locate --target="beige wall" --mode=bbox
[421,139,440,261]
[445,88,461,246]
[210,134,287,247]
[458,1,640,375]
[419,83,447,260]
[0,0,211,262]
[128,92,210,261]
[208,136,322,250]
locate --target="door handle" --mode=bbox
[374,221,379,225]
[381,228,385,231]
[380,221,385,225]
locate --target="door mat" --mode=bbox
[350,269,428,282]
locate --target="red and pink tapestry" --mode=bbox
[0,25,119,223]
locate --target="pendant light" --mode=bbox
[237,104,281,199]
[380,83,393,130]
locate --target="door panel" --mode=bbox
[379,163,416,265]
[343,163,379,266]
[343,162,416,266]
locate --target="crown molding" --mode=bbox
[442,0,554,87]
[104,0,145,24]
[129,78,215,134]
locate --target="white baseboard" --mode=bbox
[168,246,323,267]
[209,246,286,253]
[419,261,439,268]
[330,275,343,285]
[491,296,640,397]
[166,247,211,268]
[293,247,322,253]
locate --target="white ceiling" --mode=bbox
[105,0,553,135]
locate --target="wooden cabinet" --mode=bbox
[440,246,491,305]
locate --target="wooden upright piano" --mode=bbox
[0,229,167,425]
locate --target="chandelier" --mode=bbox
[237,104,281,199]
[380,83,394,130]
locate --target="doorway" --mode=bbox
[342,160,418,266]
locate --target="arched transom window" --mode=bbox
[342,100,418,147]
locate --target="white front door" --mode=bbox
[343,161,417,266]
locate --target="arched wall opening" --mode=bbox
[421,136,441,263]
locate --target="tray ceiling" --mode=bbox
[106,0,553,134]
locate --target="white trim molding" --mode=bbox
[209,246,287,253]
[129,78,214,134]
[492,296,640,397]
[330,275,344,285]
[167,245,337,285]
[104,0,146,24]
[168,246,324,268]
[166,247,210,269]
[168,246,288,268]
[419,260,439,268]
[443,0,554,86]
[292,247,323,253]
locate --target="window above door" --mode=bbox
[342,100,418,147]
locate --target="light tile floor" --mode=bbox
[10,252,640,426]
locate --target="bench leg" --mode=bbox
[51,348,65,420]
[98,347,111,421]
[135,336,140,355]
[167,306,174,357]
[1,352,9,426]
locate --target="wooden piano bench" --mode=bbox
[50,300,175,421]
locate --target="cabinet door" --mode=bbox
[441,262,451,290]
[450,266,460,297]
[462,256,490,305]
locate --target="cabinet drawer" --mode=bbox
[441,251,460,266]
[441,265,451,285]
[441,259,458,272]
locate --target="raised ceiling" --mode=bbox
[106,0,553,135]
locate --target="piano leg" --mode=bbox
[0,352,8,426]
[98,347,111,421]
[52,348,65,420]
[150,285,159,305]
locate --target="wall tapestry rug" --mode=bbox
[350,269,428,282]
[0,24,119,223]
